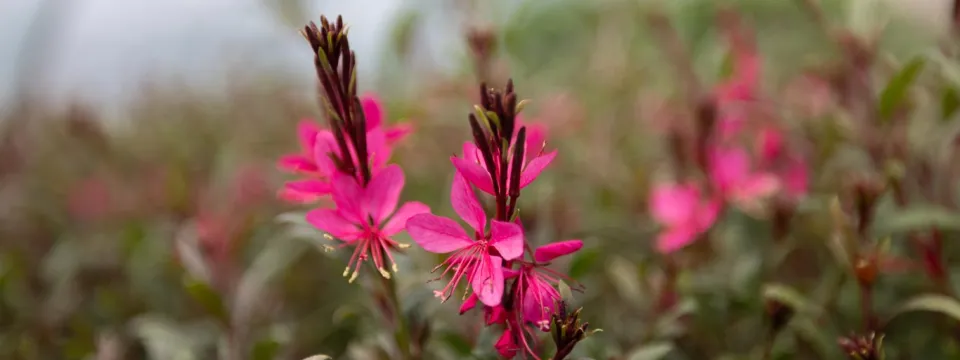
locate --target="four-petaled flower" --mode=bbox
[452,119,557,195]
[518,240,583,331]
[406,173,524,306]
[307,164,429,282]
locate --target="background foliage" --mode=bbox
[2,0,960,358]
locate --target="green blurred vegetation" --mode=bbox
[4,0,960,359]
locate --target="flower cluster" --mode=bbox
[650,16,810,253]
[279,15,427,282]
[405,81,585,358]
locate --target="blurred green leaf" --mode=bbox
[626,341,674,360]
[890,294,960,323]
[762,283,820,316]
[183,277,229,325]
[872,205,960,236]
[302,356,333,360]
[879,56,925,122]
[252,339,281,360]
[439,331,473,356]
[943,86,960,121]
[569,248,600,279]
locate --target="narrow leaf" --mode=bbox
[890,294,960,323]
[872,205,960,236]
[183,277,229,325]
[879,57,925,122]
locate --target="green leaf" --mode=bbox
[762,283,820,316]
[252,339,281,360]
[182,277,229,325]
[890,294,960,323]
[568,248,599,279]
[872,205,960,236]
[439,331,473,356]
[626,341,675,360]
[879,57,925,122]
[558,280,574,301]
[943,86,960,121]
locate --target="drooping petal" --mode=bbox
[382,201,430,236]
[331,173,364,222]
[297,119,321,153]
[459,293,478,315]
[361,93,383,129]
[494,328,518,359]
[306,208,360,240]
[472,254,504,306]
[656,227,698,254]
[489,220,524,260]
[534,240,583,262]
[649,183,699,226]
[485,304,507,325]
[276,155,317,173]
[519,150,557,188]
[363,164,404,224]
[451,172,486,233]
[406,213,473,253]
[451,156,495,194]
[522,275,560,331]
[385,123,413,144]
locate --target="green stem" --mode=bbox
[379,275,413,360]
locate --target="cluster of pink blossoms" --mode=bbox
[650,23,810,254]
[405,81,585,358]
[277,17,428,282]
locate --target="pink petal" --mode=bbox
[451,172,486,233]
[405,213,473,253]
[297,119,321,153]
[306,208,359,240]
[656,227,699,254]
[534,240,583,262]
[503,267,520,279]
[485,304,507,325]
[649,183,699,226]
[758,127,784,163]
[709,147,751,190]
[363,164,404,224]
[451,156,495,194]
[731,173,780,204]
[313,130,340,176]
[472,254,504,306]
[459,293,478,315]
[522,277,560,331]
[285,179,331,196]
[361,93,383,129]
[366,128,392,171]
[495,328,518,359]
[519,150,557,188]
[696,199,722,231]
[382,201,430,236]
[385,123,413,144]
[489,220,524,260]
[276,155,317,174]
[277,187,321,204]
[331,173,364,222]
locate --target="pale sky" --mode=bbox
[0,0,409,108]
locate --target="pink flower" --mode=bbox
[708,147,780,209]
[277,94,408,204]
[406,173,524,306]
[518,240,583,331]
[451,121,556,195]
[650,183,721,253]
[361,93,413,145]
[306,164,429,282]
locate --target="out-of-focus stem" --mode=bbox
[379,275,413,360]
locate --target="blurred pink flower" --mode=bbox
[278,94,410,204]
[650,183,721,253]
[708,147,780,209]
[452,120,556,195]
[406,173,524,306]
[307,165,429,282]
[67,176,115,222]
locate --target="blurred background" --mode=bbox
[3,0,960,359]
